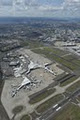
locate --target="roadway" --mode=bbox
[36,88,80,120]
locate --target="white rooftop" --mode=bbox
[28,61,41,70]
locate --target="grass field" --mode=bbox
[30,111,39,120]
[77,95,80,102]
[60,76,78,87]
[62,54,77,60]
[32,47,67,57]
[66,80,80,93]
[21,40,43,48]
[63,54,80,67]
[52,103,80,120]
[29,88,56,104]
[20,114,30,120]
[72,59,80,66]
[36,94,63,114]
[32,47,80,70]
[12,105,24,115]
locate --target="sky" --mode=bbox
[0,0,80,18]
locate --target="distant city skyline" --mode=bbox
[0,0,80,18]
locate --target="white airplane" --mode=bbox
[53,104,58,109]
[11,76,31,97]
[56,107,61,111]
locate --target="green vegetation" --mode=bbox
[73,59,80,66]
[21,40,43,48]
[32,47,79,70]
[66,80,80,93]
[63,55,80,67]
[12,105,24,115]
[33,47,67,56]
[60,76,78,87]
[0,77,4,95]
[43,47,67,56]
[77,96,80,102]
[53,103,80,120]
[30,111,39,120]
[62,55,77,60]
[20,114,30,120]
[36,94,63,114]
[29,88,56,104]
[21,41,29,47]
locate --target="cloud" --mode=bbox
[0,0,80,17]
[0,0,13,6]
[39,5,63,11]
[63,0,80,9]
[25,0,38,5]
[61,0,80,16]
